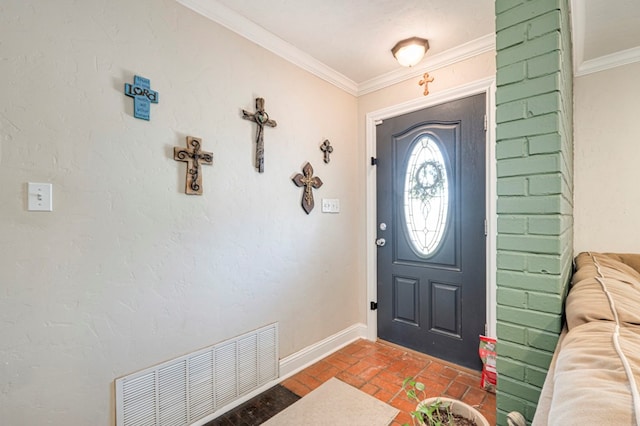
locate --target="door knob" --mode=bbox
[376,238,386,247]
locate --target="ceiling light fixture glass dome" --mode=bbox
[391,37,429,67]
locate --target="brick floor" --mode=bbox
[282,339,496,425]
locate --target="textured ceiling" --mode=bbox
[213,0,495,84]
[184,0,640,87]
[582,0,640,60]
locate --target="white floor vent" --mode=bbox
[115,323,279,426]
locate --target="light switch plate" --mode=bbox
[28,183,53,211]
[321,198,340,213]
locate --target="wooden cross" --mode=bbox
[292,162,323,214]
[419,72,435,96]
[242,97,277,173]
[124,75,158,120]
[320,139,333,163]
[173,136,213,195]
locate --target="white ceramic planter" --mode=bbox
[415,397,490,426]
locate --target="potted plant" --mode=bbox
[402,377,490,426]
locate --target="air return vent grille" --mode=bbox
[115,323,278,426]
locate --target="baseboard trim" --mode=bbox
[279,323,368,379]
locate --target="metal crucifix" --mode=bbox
[320,139,333,163]
[292,162,323,214]
[173,136,213,195]
[242,97,277,173]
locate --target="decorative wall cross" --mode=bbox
[124,75,158,120]
[320,139,333,163]
[292,162,323,214]
[419,72,435,96]
[242,97,277,173]
[173,136,213,195]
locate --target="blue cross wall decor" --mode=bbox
[124,75,158,120]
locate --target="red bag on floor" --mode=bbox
[479,335,497,393]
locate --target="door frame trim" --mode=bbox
[365,77,497,341]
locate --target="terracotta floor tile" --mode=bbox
[281,377,311,397]
[323,356,352,371]
[461,385,487,407]
[481,393,496,418]
[341,342,366,355]
[415,371,451,388]
[290,371,324,391]
[426,359,447,374]
[389,394,418,413]
[378,344,405,356]
[372,388,394,403]
[444,380,469,399]
[313,364,340,382]
[376,368,405,384]
[456,371,482,387]
[418,380,448,398]
[441,365,460,379]
[365,352,397,366]
[328,351,360,366]
[392,411,414,426]
[350,346,377,359]
[335,370,367,389]
[385,359,409,373]
[359,382,380,396]
[216,339,496,425]
[397,357,430,376]
[280,339,496,426]
[346,359,383,378]
[369,375,400,394]
[302,359,333,377]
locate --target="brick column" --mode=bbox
[495,0,573,424]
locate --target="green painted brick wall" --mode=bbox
[495,0,573,424]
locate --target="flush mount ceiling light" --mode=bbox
[391,37,429,67]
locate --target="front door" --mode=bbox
[376,94,486,370]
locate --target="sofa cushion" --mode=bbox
[546,321,640,425]
[566,252,640,329]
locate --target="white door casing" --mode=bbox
[365,77,497,342]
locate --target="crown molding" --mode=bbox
[177,1,640,90]
[176,0,359,95]
[571,0,640,77]
[357,34,496,96]
[575,45,640,77]
[177,0,496,97]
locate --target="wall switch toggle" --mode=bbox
[28,183,53,211]
[321,198,340,213]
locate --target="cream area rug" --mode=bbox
[263,377,399,426]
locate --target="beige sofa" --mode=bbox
[532,252,640,425]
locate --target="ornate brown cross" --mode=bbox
[292,162,323,214]
[173,136,213,195]
[419,72,435,96]
[320,139,333,163]
[242,97,277,173]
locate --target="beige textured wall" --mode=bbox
[574,62,640,253]
[0,1,359,424]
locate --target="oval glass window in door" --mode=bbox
[403,135,449,256]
